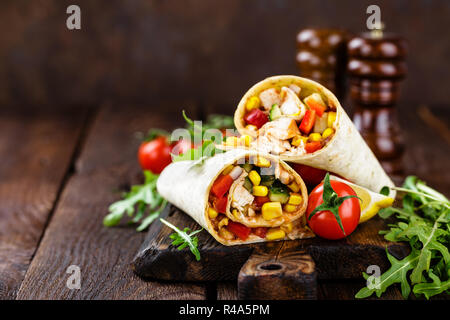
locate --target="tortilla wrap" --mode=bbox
[234,75,396,198]
[157,148,313,246]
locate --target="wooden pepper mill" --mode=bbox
[296,28,348,101]
[347,28,407,175]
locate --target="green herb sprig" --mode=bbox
[172,111,225,163]
[103,171,167,231]
[356,176,450,299]
[160,218,203,261]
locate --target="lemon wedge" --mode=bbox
[330,175,394,223]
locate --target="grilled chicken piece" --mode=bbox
[259,88,281,111]
[232,185,254,212]
[259,117,300,140]
[280,87,306,120]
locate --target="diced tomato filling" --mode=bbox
[253,227,268,239]
[244,109,268,129]
[227,221,251,241]
[211,174,233,198]
[306,100,326,117]
[214,195,228,214]
[305,141,322,153]
[254,196,270,207]
[299,109,316,134]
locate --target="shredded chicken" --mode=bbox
[280,87,306,120]
[259,88,281,111]
[232,185,254,212]
[259,117,300,140]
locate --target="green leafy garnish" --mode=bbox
[356,176,450,299]
[172,111,225,163]
[103,171,167,231]
[307,173,359,236]
[160,218,202,261]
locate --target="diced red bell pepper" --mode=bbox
[254,196,270,207]
[305,141,322,153]
[227,221,251,241]
[244,109,268,129]
[305,100,326,117]
[299,109,316,134]
[214,195,228,214]
[253,227,268,239]
[211,174,233,198]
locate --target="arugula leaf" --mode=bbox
[160,218,202,261]
[356,176,450,300]
[103,171,167,231]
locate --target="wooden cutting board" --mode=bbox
[132,204,409,299]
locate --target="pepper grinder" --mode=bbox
[347,27,407,175]
[296,28,348,101]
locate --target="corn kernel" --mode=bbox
[309,133,322,142]
[222,165,234,175]
[224,136,240,147]
[248,170,261,186]
[327,112,337,128]
[246,96,260,111]
[291,135,307,147]
[245,124,258,131]
[240,135,253,147]
[262,202,282,220]
[284,204,298,213]
[322,128,334,139]
[255,156,271,168]
[281,222,293,233]
[208,207,218,219]
[288,182,300,193]
[253,185,268,197]
[232,209,240,219]
[266,228,286,241]
[218,217,229,228]
[288,193,303,205]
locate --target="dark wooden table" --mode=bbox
[0,102,448,300]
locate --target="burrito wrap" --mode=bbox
[157,148,312,245]
[234,75,395,197]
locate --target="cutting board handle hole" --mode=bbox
[258,262,283,271]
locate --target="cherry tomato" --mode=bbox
[138,136,172,174]
[211,174,234,198]
[291,164,327,187]
[253,227,268,239]
[244,109,268,129]
[171,139,193,156]
[227,221,251,240]
[307,180,360,240]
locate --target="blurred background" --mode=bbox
[1,0,449,112]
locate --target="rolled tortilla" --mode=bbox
[157,148,313,246]
[234,75,396,198]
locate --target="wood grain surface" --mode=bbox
[0,107,88,300]
[1,104,447,300]
[133,204,409,283]
[15,103,207,299]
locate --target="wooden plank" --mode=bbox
[16,103,207,299]
[217,282,238,300]
[400,106,450,195]
[0,107,88,300]
[133,204,408,282]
